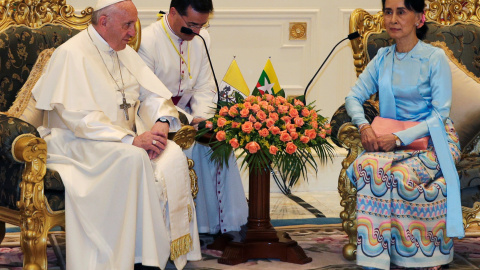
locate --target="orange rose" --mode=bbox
[206,121,213,129]
[265,94,274,102]
[257,110,267,122]
[277,105,289,114]
[276,96,287,104]
[326,129,332,135]
[269,112,279,121]
[286,123,296,132]
[281,116,292,124]
[300,135,310,144]
[310,109,318,119]
[245,141,261,154]
[229,138,239,149]
[265,118,275,128]
[242,121,254,133]
[294,117,304,127]
[289,108,299,118]
[216,130,226,141]
[290,131,299,140]
[240,108,250,118]
[246,96,257,103]
[319,130,327,139]
[259,128,269,137]
[249,114,257,123]
[219,106,229,116]
[228,107,239,117]
[269,126,281,135]
[305,129,317,140]
[232,121,241,128]
[254,122,263,130]
[251,104,261,113]
[259,101,269,109]
[285,142,297,154]
[244,102,252,109]
[267,105,275,112]
[269,145,279,155]
[310,121,318,129]
[301,108,310,117]
[280,131,292,142]
[294,99,304,107]
[217,117,227,127]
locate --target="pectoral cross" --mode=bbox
[120,97,132,121]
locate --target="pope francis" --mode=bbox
[31,0,200,269]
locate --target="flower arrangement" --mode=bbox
[197,93,335,193]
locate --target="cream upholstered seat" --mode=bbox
[330,0,480,261]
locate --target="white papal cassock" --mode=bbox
[138,15,248,235]
[32,25,200,270]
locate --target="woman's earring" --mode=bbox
[416,23,419,26]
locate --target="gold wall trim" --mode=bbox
[289,22,307,40]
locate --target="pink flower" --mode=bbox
[269,112,279,121]
[276,96,287,104]
[244,102,252,109]
[289,108,299,118]
[324,123,331,129]
[300,135,310,144]
[217,117,227,127]
[251,104,261,113]
[269,145,279,155]
[277,105,289,114]
[290,131,299,140]
[301,108,310,117]
[265,94,274,102]
[228,107,239,117]
[245,141,261,154]
[326,129,332,135]
[242,121,254,133]
[229,138,239,149]
[286,142,297,155]
[259,101,269,110]
[206,121,213,129]
[265,118,275,128]
[257,110,267,122]
[219,106,229,116]
[216,131,226,141]
[305,129,317,140]
[267,105,276,112]
[280,131,292,142]
[294,117,304,127]
[269,126,281,135]
[254,122,263,130]
[249,114,257,123]
[294,99,304,107]
[240,108,250,118]
[259,128,269,137]
[232,121,241,129]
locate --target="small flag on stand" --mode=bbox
[217,58,250,103]
[252,58,285,97]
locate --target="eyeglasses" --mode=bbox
[180,15,210,30]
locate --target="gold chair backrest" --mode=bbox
[349,0,480,77]
[0,0,141,50]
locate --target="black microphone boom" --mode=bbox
[303,31,360,102]
[181,26,220,108]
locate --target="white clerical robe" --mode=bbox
[138,16,248,235]
[32,25,200,270]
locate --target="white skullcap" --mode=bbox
[94,0,126,10]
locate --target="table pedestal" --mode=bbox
[217,167,312,265]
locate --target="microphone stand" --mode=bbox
[181,27,220,110]
[303,32,360,103]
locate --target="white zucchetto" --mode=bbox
[94,0,126,10]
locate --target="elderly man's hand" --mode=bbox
[133,122,169,160]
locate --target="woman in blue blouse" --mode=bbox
[345,0,463,269]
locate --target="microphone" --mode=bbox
[181,26,220,109]
[303,31,361,102]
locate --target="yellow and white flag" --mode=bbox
[217,59,250,103]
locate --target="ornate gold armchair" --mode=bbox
[0,1,197,269]
[331,0,480,261]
